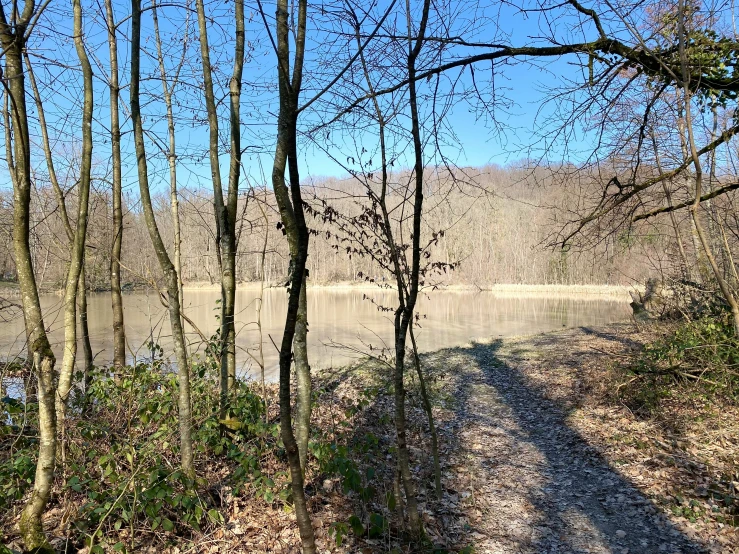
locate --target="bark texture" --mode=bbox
[131,0,194,478]
[270,0,316,548]
[56,0,94,425]
[268,13,313,477]
[105,0,126,372]
[195,0,242,417]
[1,2,57,551]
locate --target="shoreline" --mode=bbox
[2,280,637,300]
[183,281,635,298]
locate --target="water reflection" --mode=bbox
[0,288,631,382]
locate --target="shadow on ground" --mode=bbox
[412,338,707,553]
[336,333,708,553]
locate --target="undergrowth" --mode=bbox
[1,350,277,552]
[1,345,471,553]
[620,309,739,414]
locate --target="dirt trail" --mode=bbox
[425,330,716,554]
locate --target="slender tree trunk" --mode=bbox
[265,0,313,477]
[131,0,194,478]
[294,279,311,471]
[225,0,244,392]
[151,0,189,323]
[719,222,739,286]
[354,17,426,527]
[27,49,95,403]
[651,134,691,280]
[79,266,93,389]
[56,0,94,428]
[662,181,691,280]
[677,90,707,279]
[105,0,126,372]
[1,3,57,551]
[389,0,433,538]
[269,0,316,548]
[28,42,94,404]
[409,323,441,500]
[393,310,421,535]
[707,101,735,282]
[678,1,739,335]
[257,192,269,416]
[195,0,241,418]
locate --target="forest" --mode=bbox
[1,165,661,289]
[2,0,739,552]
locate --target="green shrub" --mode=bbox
[0,396,37,511]
[624,311,739,411]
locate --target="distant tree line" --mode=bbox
[0,164,684,291]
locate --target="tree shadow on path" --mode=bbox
[429,338,707,553]
[579,326,643,349]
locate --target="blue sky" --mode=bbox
[5,0,605,197]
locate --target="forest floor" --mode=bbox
[5,321,738,553]
[411,323,739,554]
[199,321,738,553]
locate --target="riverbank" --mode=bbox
[179,281,634,298]
[0,280,635,300]
[182,280,635,304]
[5,321,734,553]
[424,323,737,553]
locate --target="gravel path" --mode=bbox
[425,338,708,554]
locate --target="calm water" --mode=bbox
[0,288,631,382]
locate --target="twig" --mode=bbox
[267,334,280,354]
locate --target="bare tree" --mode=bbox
[0,1,57,550]
[105,0,126,372]
[264,0,316,547]
[131,0,194,478]
[25,50,96,400]
[195,0,243,417]
[677,0,739,333]
[55,0,94,438]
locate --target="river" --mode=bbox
[0,287,631,382]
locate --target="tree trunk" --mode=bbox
[151,0,189,349]
[393,310,421,535]
[56,0,94,430]
[269,0,316,548]
[0,2,58,550]
[79,265,93,391]
[651,134,691,280]
[195,0,241,418]
[678,0,739,336]
[26,44,94,408]
[105,0,126,372]
[131,0,194,478]
[354,12,425,529]
[266,0,313,477]
[224,0,244,393]
[409,323,441,500]
[257,192,269,416]
[294,279,311,471]
[390,0,433,538]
